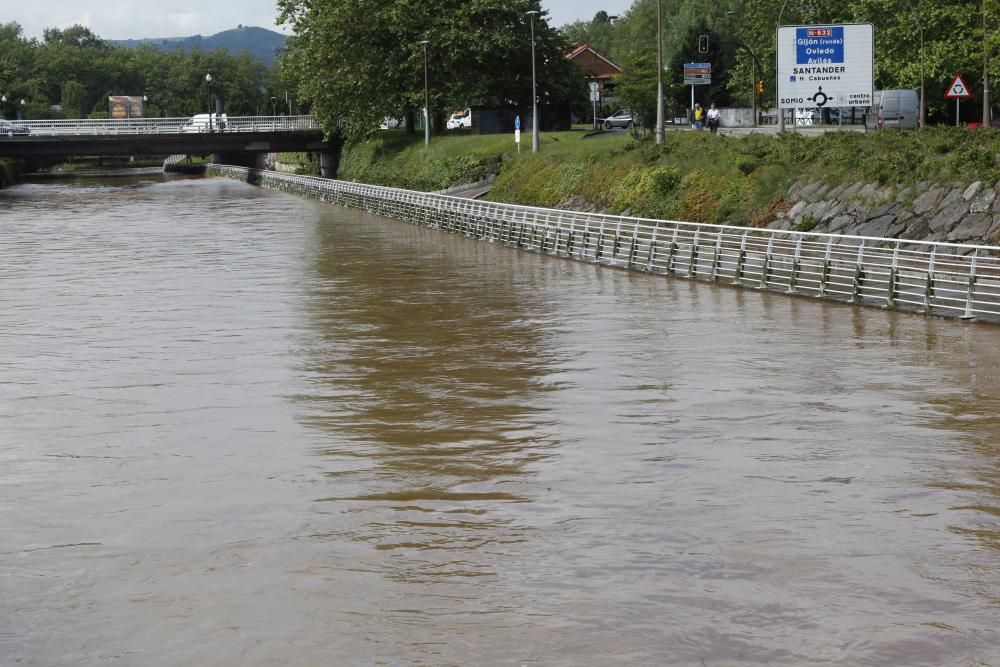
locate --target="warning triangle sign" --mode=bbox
[945,74,973,99]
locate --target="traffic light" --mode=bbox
[697,35,709,54]
[757,80,765,96]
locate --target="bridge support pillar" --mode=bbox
[320,151,338,179]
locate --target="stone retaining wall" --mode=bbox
[770,179,1000,247]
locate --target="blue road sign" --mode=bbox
[514,115,521,130]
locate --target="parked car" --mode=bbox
[181,113,228,133]
[0,119,30,136]
[600,109,638,129]
[446,108,472,130]
[379,116,403,130]
[967,119,1000,131]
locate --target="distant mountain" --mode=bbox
[113,25,286,66]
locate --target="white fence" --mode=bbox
[1,116,318,137]
[208,165,1000,323]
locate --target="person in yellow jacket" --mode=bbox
[692,103,704,130]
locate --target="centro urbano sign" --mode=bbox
[776,23,873,109]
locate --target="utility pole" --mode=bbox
[984,0,992,125]
[527,9,540,153]
[655,0,664,144]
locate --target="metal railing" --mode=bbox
[209,165,1000,322]
[0,115,318,137]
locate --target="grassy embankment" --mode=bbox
[324,127,1000,227]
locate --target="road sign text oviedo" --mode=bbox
[776,23,874,110]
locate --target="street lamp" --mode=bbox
[776,0,794,132]
[903,0,926,128]
[419,39,430,146]
[1,95,6,120]
[20,98,25,121]
[983,0,991,125]
[270,96,277,116]
[205,73,213,132]
[526,9,540,153]
[655,0,664,144]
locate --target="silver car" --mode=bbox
[601,109,638,129]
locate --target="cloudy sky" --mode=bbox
[7,0,633,41]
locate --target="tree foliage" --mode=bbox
[0,21,280,120]
[563,0,999,123]
[276,0,585,139]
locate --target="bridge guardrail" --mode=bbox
[208,165,1000,323]
[1,115,318,137]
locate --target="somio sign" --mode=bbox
[776,23,873,109]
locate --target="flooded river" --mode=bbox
[1,173,997,665]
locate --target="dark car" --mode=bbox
[0,119,29,136]
[600,109,638,129]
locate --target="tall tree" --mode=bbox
[277,0,584,138]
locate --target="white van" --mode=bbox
[446,108,472,130]
[869,90,919,129]
[181,113,228,133]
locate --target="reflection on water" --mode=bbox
[0,173,997,665]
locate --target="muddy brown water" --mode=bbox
[1,174,997,666]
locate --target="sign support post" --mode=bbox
[945,73,973,127]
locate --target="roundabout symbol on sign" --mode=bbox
[808,87,830,108]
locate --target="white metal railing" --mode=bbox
[208,165,1000,322]
[0,115,318,137]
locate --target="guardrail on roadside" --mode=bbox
[1,116,319,137]
[208,165,1000,323]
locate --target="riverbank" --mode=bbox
[322,127,1000,245]
[0,158,19,188]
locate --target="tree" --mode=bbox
[276,0,584,139]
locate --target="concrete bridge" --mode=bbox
[0,116,341,175]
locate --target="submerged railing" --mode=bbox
[209,165,1000,323]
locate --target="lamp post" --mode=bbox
[270,96,277,116]
[19,98,25,121]
[1,95,6,120]
[205,73,213,132]
[526,9,540,153]
[655,0,664,144]
[776,0,794,133]
[142,95,148,118]
[903,0,926,128]
[983,0,992,126]
[419,39,430,146]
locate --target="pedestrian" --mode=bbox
[707,103,721,134]
[692,103,704,130]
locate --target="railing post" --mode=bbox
[819,238,833,297]
[759,236,773,289]
[788,235,802,293]
[852,240,866,303]
[627,222,639,269]
[887,243,899,308]
[710,231,722,282]
[688,229,700,277]
[961,250,978,320]
[667,228,679,273]
[646,225,659,272]
[735,231,748,284]
[924,246,937,313]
